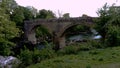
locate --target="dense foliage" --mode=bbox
[36,9,56,19]
[18,43,56,67]
[96,4,120,46]
[63,13,70,18]
[0,0,19,56]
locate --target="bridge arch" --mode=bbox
[55,21,94,49]
[24,22,53,44]
[59,22,93,37]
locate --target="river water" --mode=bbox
[68,29,101,42]
[68,34,101,41]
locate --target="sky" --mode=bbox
[15,0,120,17]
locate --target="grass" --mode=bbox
[27,46,120,68]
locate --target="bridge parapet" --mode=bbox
[24,17,95,23]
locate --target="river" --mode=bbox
[67,29,101,42]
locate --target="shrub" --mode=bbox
[38,48,56,60]
[0,38,15,56]
[18,47,33,66]
[57,45,78,55]
[32,49,41,63]
[89,51,99,55]
[86,64,91,68]
[105,25,120,47]
[88,40,104,48]
[96,4,120,47]
[57,40,102,55]
[18,43,56,67]
[98,57,104,61]
[77,43,93,51]
[37,41,56,60]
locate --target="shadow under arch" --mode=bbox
[26,24,53,44]
[35,25,53,43]
[60,22,92,38]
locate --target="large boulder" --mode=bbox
[0,56,21,68]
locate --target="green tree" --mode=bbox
[10,6,34,29]
[0,0,18,15]
[10,6,25,29]
[63,13,70,18]
[23,6,34,20]
[96,3,120,46]
[26,6,38,18]
[0,0,19,56]
[36,9,56,19]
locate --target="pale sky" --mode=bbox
[15,0,120,17]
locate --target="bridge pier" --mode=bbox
[59,35,66,49]
[26,30,37,44]
[53,34,66,50]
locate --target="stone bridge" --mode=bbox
[24,17,96,49]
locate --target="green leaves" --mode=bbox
[36,9,56,19]
[63,13,70,18]
[0,0,19,56]
[96,4,120,46]
[106,25,120,46]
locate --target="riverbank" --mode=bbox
[27,46,120,68]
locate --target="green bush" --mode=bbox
[0,38,15,56]
[86,64,91,68]
[98,57,104,61]
[18,47,33,66]
[58,45,78,55]
[57,43,90,55]
[38,48,56,60]
[96,4,120,47]
[32,49,41,63]
[88,40,104,48]
[105,25,120,47]
[33,46,56,63]
[37,41,56,60]
[18,43,56,67]
[57,40,102,55]
[89,50,99,55]
[77,43,92,51]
